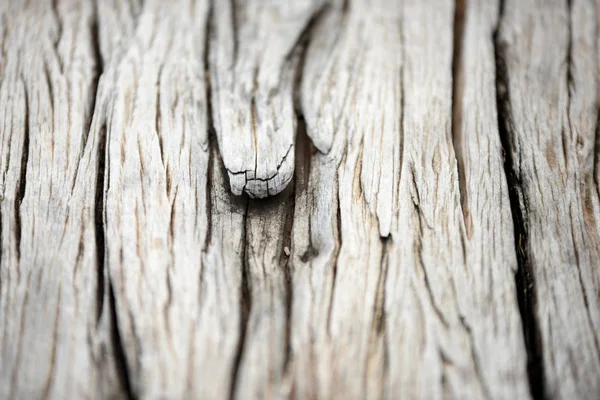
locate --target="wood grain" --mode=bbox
[0,0,125,398]
[496,0,600,397]
[1,0,599,399]
[210,0,323,198]
[382,0,529,397]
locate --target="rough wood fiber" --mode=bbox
[1,0,600,399]
[94,0,245,398]
[496,0,600,398]
[232,185,294,399]
[380,0,530,398]
[291,1,399,398]
[210,0,323,198]
[295,0,530,398]
[0,0,125,398]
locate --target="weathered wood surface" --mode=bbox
[0,0,599,399]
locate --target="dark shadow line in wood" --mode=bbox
[203,0,215,254]
[90,1,105,324]
[228,198,251,400]
[109,282,136,400]
[15,75,29,263]
[95,122,107,325]
[368,235,390,396]
[452,0,471,244]
[595,111,600,198]
[493,0,546,398]
[282,117,303,380]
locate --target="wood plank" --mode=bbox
[496,0,600,397]
[383,0,530,397]
[0,0,125,398]
[1,1,599,398]
[232,185,294,399]
[290,1,397,397]
[295,0,530,398]
[94,1,245,398]
[452,0,531,396]
[210,0,323,198]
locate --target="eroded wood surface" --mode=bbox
[0,0,599,399]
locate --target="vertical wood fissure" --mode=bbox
[564,0,573,171]
[595,111,600,197]
[282,119,303,378]
[203,1,215,254]
[94,124,106,324]
[493,1,545,398]
[108,283,136,400]
[368,235,390,397]
[228,199,251,400]
[452,0,469,234]
[90,0,106,325]
[15,76,29,262]
[593,3,600,200]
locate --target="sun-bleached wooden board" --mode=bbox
[0,0,599,399]
[496,0,600,397]
[0,1,125,398]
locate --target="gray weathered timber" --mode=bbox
[210,0,323,198]
[0,1,125,398]
[382,0,529,397]
[1,0,599,399]
[95,0,240,397]
[497,0,600,397]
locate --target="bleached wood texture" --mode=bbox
[1,0,599,399]
[496,0,600,398]
[0,1,125,398]
[210,0,323,198]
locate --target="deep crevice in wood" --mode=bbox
[89,2,106,324]
[325,178,342,337]
[203,1,214,253]
[95,124,107,324]
[108,283,136,400]
[591,6,599,198]
[155,64,165,170]
[564,0,573,171]
[452,0,470,240]
[282,117,304,378]
[366,235,389,395]
[229,199,251,400]
[493,2,546,398]
[594,110,600,197]
[15,76,29,262]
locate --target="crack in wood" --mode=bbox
[564,0,573,173]
[109,283,136,400]
[493,1,545,397]
[203,2,215,255]
[282,118,302,380]
[155,64,165,170]
[452,0,472,241]
[366,234,389,397]
[15,75,29,263]
[595,110,600,198]
[325,170,342,339]
[229,198,251,400]
[95,123,107,324]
